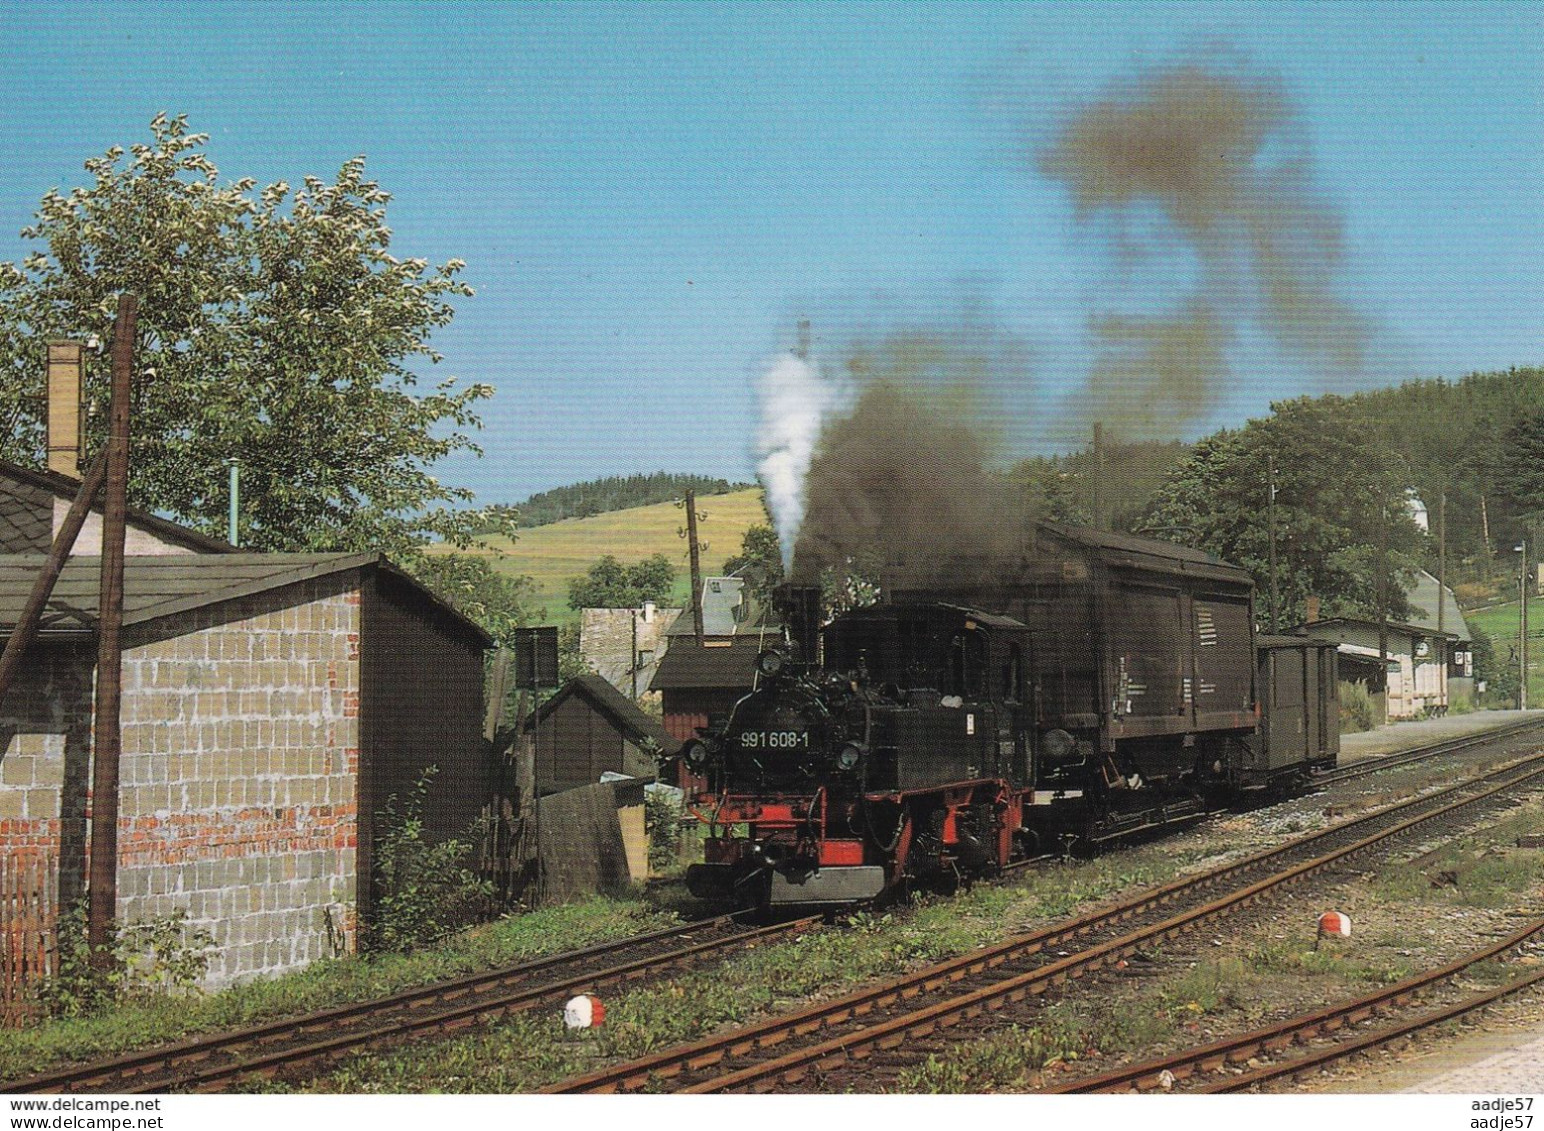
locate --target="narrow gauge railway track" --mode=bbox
[4,913,820,1094]
[1042,915,1544,1094]
[546,746,1544,1094]
[1315,716,1544,788]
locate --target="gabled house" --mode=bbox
[577,601,681,703]
[649,577,782,747]
[1292,615,1456,722]
[0,457,232,556]
[1404,570,1475,703]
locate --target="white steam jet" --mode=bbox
[755,351,852,572]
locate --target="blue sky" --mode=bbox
[1,1,1540,503]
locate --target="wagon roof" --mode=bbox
[1037,522,1255,587]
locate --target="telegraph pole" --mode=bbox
[1267,453,1279,634]
[89,294,136,966]
[1521,537,1530,712]
[685,489,705,646]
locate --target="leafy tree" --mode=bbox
[1142,396,1424,627]
[1494,409,1544,544]
[0,114,490,554]
[566,553,676,610]
[1011,439,1191,532]
[720,523,784,610]
[408,554,533,650]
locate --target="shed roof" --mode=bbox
[650,634,768,690]
[525,673,679,756]
[0,458,235,554]
[0,552,492,646]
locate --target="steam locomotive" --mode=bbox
[682,523,1339,912]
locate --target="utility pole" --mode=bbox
[1091,422,1105,532]
[1267,453,1279,634]
[89,293,136,967]
[1437,493,1446,637]
[1521,537,1530,712]
[685,489,705,647]
[1377,498,1389,726]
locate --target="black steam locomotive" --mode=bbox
[682,523,1339,912]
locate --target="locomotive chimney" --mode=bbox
[774,582,823,664]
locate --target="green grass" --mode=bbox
[1466,598,1544,707]
[271,846,1210,1092]
[433,488,770,624]
[0,897,681,1081]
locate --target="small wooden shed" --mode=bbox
[524,674,676,796]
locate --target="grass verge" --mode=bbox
[0,896,680,1082]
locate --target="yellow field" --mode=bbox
[433,487,770,623]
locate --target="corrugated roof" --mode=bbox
[0,459,236,554]
[650,635,768,690]
[0,553,492,647]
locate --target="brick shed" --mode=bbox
[0,552,489,987]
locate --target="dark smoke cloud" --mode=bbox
[1039,56,1370,438]
[789,327,1033,586]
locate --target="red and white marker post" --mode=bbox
[1315,911,1352,950]
[563,994,606,1031]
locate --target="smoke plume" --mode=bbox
[755,350,853,572]
[1039,57,1369,437]
[787,327,1032,586]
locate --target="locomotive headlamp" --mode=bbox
[682,739,709,767]
[836,742,865,771]
[756,649,787,678]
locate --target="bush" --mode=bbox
[1339,680,1377,733]
[37,902,215,1019]
[644,789,683,873]
[367,767,495,953]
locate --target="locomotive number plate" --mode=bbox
[739,730,809,750]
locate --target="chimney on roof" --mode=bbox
[1305,595,1321,624]
[46,340,85,477]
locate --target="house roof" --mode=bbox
[0,552,492,647]
[665,576,778,638]
[1404,570,1472,642]
[1291,617,1458,644]
[650,634,770,690]
[525,673,679,755]
[0,458,236,554]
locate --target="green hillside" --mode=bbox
[436,487,771,624]
[1466,598,1544,707]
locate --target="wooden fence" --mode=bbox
[1,853,57,1026]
